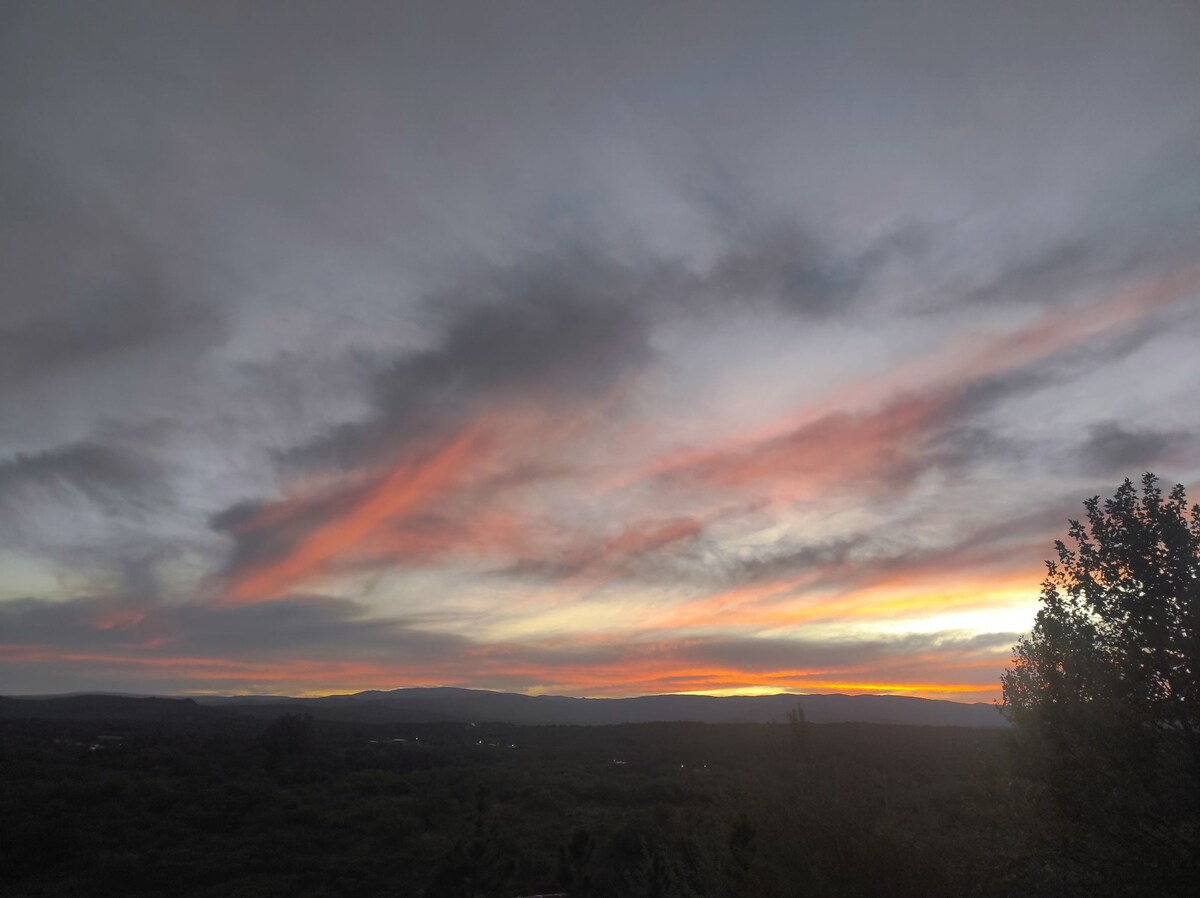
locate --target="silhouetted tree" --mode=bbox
[1002,473,1200,894]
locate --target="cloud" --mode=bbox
[703,221,931,315]
[654,261,1200,504]
[203,250,1200,607]
[0,154,225,390]
[0,591,471,678]
[212,224,912,601]
[0,588,1014,698]
[279,222,909,475]
[202,245,679,600]
[1079,421,1192,475]
[659,391,948,499]
[0,440,165,519]
[0,273,221,388]
[959,216,1200,312]
[671,630,1018,676]
[282,248,656,472]
[219,426,523,602]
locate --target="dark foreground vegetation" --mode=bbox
[0,711,1051,898]
[1002,475,1200,897]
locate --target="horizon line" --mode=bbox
[4,685,1000,705]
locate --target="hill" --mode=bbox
[198,686,1007,727]
[0,694,223,721]
[1,687,1006,726]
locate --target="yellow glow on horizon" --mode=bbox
[673,682,995,698]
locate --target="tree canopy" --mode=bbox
[1002,473,1200,893]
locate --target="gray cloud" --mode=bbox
[947,311,1182,425]
[0,593,468,663]
[704,221,931,315]
[282,221,914,475]
[672,631,1020,674]
[713,535,867,586]
[707,501,1077,603]
[211,221,903,581]
[922,425,1027,473]
[959,194,1200,310]
[0,440,165,518]
[0,129,226,392]
[0,591,479,694]
[1080,421,1192,475]
[205,247,667,584]
[282,249,658,472]
[0,251,222,388]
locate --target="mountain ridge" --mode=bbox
[2,687,1007,727]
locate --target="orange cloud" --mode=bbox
[655,391,946,497]
[225,425,497,602]
[216,379,648,604]
[599,516,704,560]
[639,556,1039,635]
[0,636,1005,701]
[645,265,1200,501]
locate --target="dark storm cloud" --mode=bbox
[1079,421,1192,475]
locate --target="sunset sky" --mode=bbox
[2,1,1199,701]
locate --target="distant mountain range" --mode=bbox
[0,694,225,722]
[2,687,1008,727]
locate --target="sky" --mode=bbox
[2,0,1198,701]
